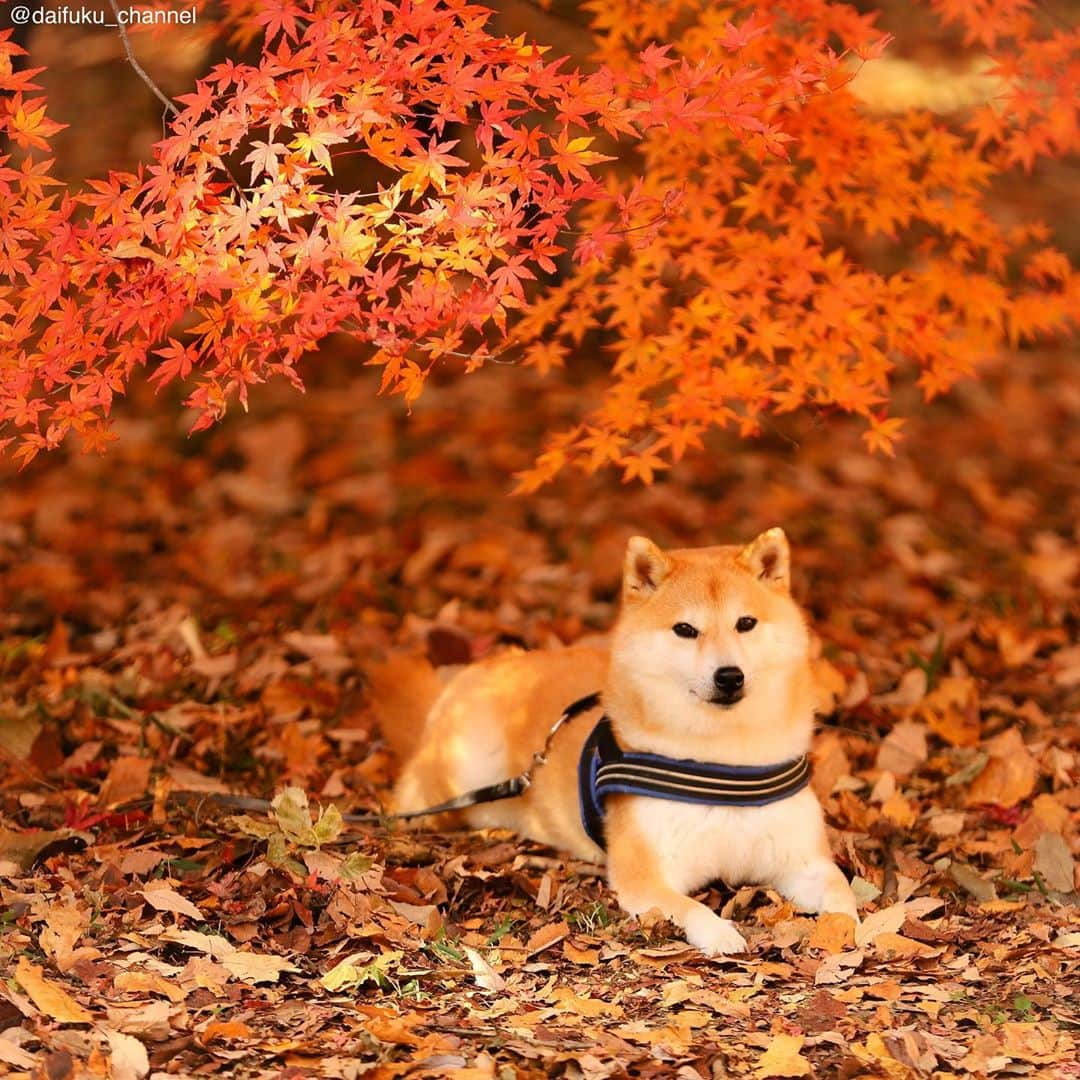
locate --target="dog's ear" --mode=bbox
[623,536,671,598]
[740,527,790,589]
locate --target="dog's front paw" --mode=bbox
[780,859,859,922]
[821,886,859,922]
[683,906,747,956]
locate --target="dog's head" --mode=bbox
[610,529,812,726]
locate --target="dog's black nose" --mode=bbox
[713,666,745,695]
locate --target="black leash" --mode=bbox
[130,695,602,831]
[151,691,811,843]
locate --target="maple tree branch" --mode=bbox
[106,6,260,217]
[108,0,178,117]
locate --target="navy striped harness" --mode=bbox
[576,705,812,850]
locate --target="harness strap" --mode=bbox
[578,716,811,850]
[348,692,810,844]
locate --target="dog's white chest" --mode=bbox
[628,787,822,894]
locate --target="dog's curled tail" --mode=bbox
[366,653,443,763]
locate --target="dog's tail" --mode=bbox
[366,653,444,763]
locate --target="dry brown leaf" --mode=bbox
[808,913,856,954]
[105,1001,174,1040]
[105,1030,149,1080]
[881,791,917,827]
[563,940,601,965]
[928,811,966,837]
[875,669,928,709]
[40,901,98,972]
[0,1040,38,1069]
[810,731,850,800]
[811,656,847,714]
[1033,832,1075,893]
[1014,794,1069,848]
[548,987,623,1018]
[462,945,505,993]
[854,904,907,948]
[141,881,204,921]
[876,720,928,778]
[180,956,232,995]
[98,755,152,808]
[0,828,76,873]
[756,1033,812,1078]
[920,676,981,747]
[873,933,941,958]
[200,1020,254,1044]
[854,899,941,949]
[526,919,569,957]
[220,951,299,985]
[118,848,169,877]
[15,957,92,1024]
[949,861,997,903]
[113,971,187,1004]
[966,728,1037,807]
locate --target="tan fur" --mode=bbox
[366,653,444,762]
[381,529,857,955]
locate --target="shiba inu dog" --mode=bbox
[371,529,857,955]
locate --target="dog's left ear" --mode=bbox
[623,536,672,599]
[740,527,790,589]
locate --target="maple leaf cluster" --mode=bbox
[510,0,1080,487]
[0,0,741,465]
[0,0,1077,478]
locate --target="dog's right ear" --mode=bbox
[623,536,671,599]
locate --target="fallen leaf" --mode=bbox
[0,1040,38,1069]
[855,899,942,948]
[118,849,169,877]
[872,933,940,958]
[920,676,981,747]
[875,669,927,709]
[141,882,204,921]
[526,919,569,957]
[200,1020,254,1044]
[104,1001,174,1040]
[40,901,98,972]
[14,958,92,1024]
[220,952,299,985]
[563,940,601,965]
[948,862,997,903]
[159,928,233,959]
[854,904,907,948]
[881,791,917,827]
[808,913,856,954]
[876,720,928,777]
[756,1033,812,1077]
[105,1030,149,1080]
[928,811,966,837]
[113,971,187,1003]
[548,986,623,1018]
[0,828,78,872]
[1033,832,1075,893]
[966,728,1037,807]
[463,945,505,992]
[98,755,152,808]
[320,951,401,992]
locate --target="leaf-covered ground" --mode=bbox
[1,347,1077,1078]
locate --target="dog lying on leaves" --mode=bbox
[371,529,857,955]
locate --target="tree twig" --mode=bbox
[108,0,178,117]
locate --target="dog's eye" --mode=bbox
[672,622,699,639]
[735,616,758,633]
